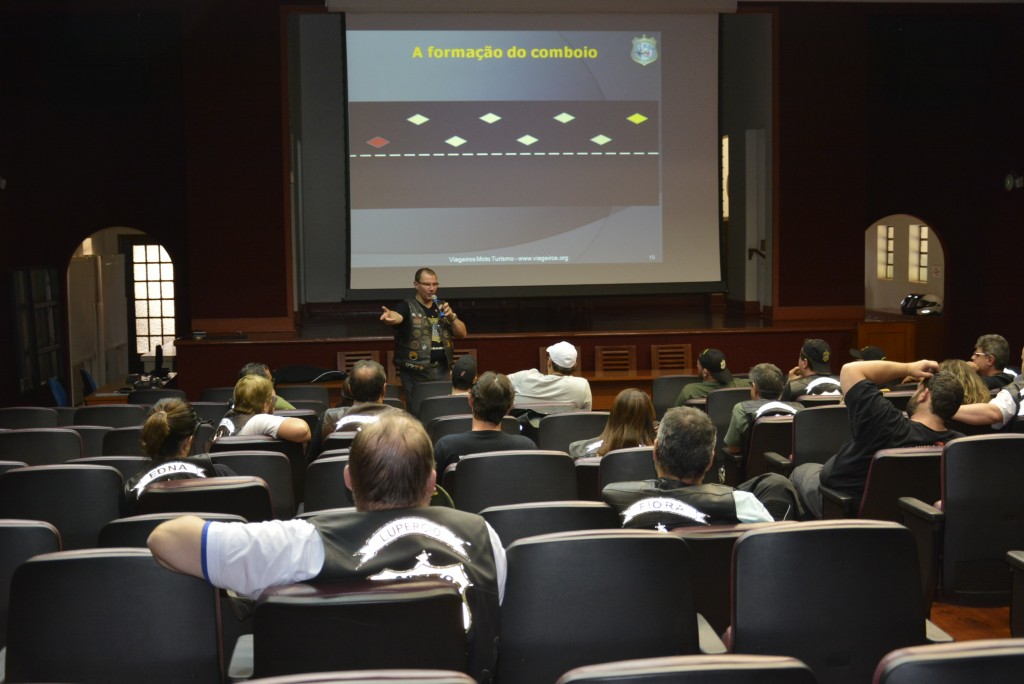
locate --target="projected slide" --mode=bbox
[345,15,721,292]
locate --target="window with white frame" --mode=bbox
[876,225,894,280]
[909,224,929,284]
[131,244,176,355]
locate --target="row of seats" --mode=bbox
[7,519,1024,683]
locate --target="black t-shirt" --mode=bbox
[433,430,537,477]
[820,380,962,497]
[393,298,446,365]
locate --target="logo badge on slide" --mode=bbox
[631,35,658,66]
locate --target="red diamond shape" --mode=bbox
[367,136,389,149]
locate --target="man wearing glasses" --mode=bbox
[969,334,1016,391]
[380,267,468,402]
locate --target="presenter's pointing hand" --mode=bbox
[380,306,396,323]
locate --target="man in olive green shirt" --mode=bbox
[674,348,749,405]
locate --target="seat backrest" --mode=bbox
[321,430,358,453]
[672,521,798,635]
[191,401,231,424]
[743,415,795,479]
[0,460,28,476]
[286,399,328,415]
[500,529,700,684]
[0,427,84,465]
[881,390,917,413]
[277,384,331,406]
[796,394,843,407]
[74,403,149,428]
[5,548,223,684]
[71,424,114,457]
[80,368,99,395]
[137,476,275,522]
[599,446,656,488]
[791,403,851,467]
[874,638,1024,684]
[940,433,1024,603]
[200,386,235,403]
[537,411,610,452]
[594,345,637,375]
[0,406,59,429]
[69,455,152,481]
[480,501,620,547]
[418,395,471,426]
[102,425,146,455]
[427,415,472,445]
[98,512,247,547]
[48,376,70,407]
[0,464,123,549]
[304,455,354,512]
[0,519,61,647]
[651,375,701,419]
[409,380,453,417]
[249,579,466,678]
[857,447,942,521]
[731,520,925,684]
[211,435,307,506]
[211,450,296,519]
[556,654,817,684]
[705,387,752,456]
[126,388,187,405]
[454,450,577,513]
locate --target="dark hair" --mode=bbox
[238,362,272,381]
[348,412,434,511]
[595,388,656,457]
[749,363,785,400]
[469,372,515,424]
[924,371,964,421]
[141,398,199,462]
[348,360,387,403]
[414,267,437,283]
[655,407,716,480]
[550,361,575,375]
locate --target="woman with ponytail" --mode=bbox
[123,398,234,514]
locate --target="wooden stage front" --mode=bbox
[173,319,932,409]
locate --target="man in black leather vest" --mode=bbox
[149,412,504,682]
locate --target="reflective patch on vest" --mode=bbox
[754,401,800,419]
[804,376,841,395]
[335,414,380,431]
[371,550,474,630]
[356,516,471,566]
[621,496,709,525]
[217,417,236,436]
[132,461,208,495]
[585,439,604,455]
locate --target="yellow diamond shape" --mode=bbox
[591,135,612,146]
[445,136,467,148]
[554,112,575,124]
[627,113,648,125]
[517,135,538,146]
[480,113,502,124]
[407,114,430,126]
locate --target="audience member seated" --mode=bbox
[509,341,592,410]
[940,358,991,405]
[723,363,802,456]
[674,348,748,405]
[602,407,803,527]
[954,343,1024,428]
[239,361,295,411]
[434,372,536,477]
[213,375,311,444]
[148,412,505,681]
[780,339,841,401]
[969,333,1016,390]
[320,360,398,438]
[451,355,477,395]
[790,358,964,519]
[568,388,656,460]
[124,398,235,515]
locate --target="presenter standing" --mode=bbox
[380,267,467,402]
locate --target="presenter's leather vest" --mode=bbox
[394,297,454,370]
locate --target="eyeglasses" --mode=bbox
[971,352,991,359]
[416,281,439,287]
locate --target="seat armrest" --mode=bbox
[227,634,253,681]
[1006,549,1024,572]
[720,447,744,487]
[819,484,856,519]
[696,613,727,655]
[899,497,945,616]
[763,451,792,475]
[925,618,954,643]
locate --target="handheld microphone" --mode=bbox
[432,295,446,318]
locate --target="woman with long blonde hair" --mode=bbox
[568,388,656,459]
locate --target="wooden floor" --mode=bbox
[930,602,1011,640]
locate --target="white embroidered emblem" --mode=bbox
[371,551,475,630]
[132,461,208,494]
[621,497,709,525]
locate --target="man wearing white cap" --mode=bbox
[508,341,593,411]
